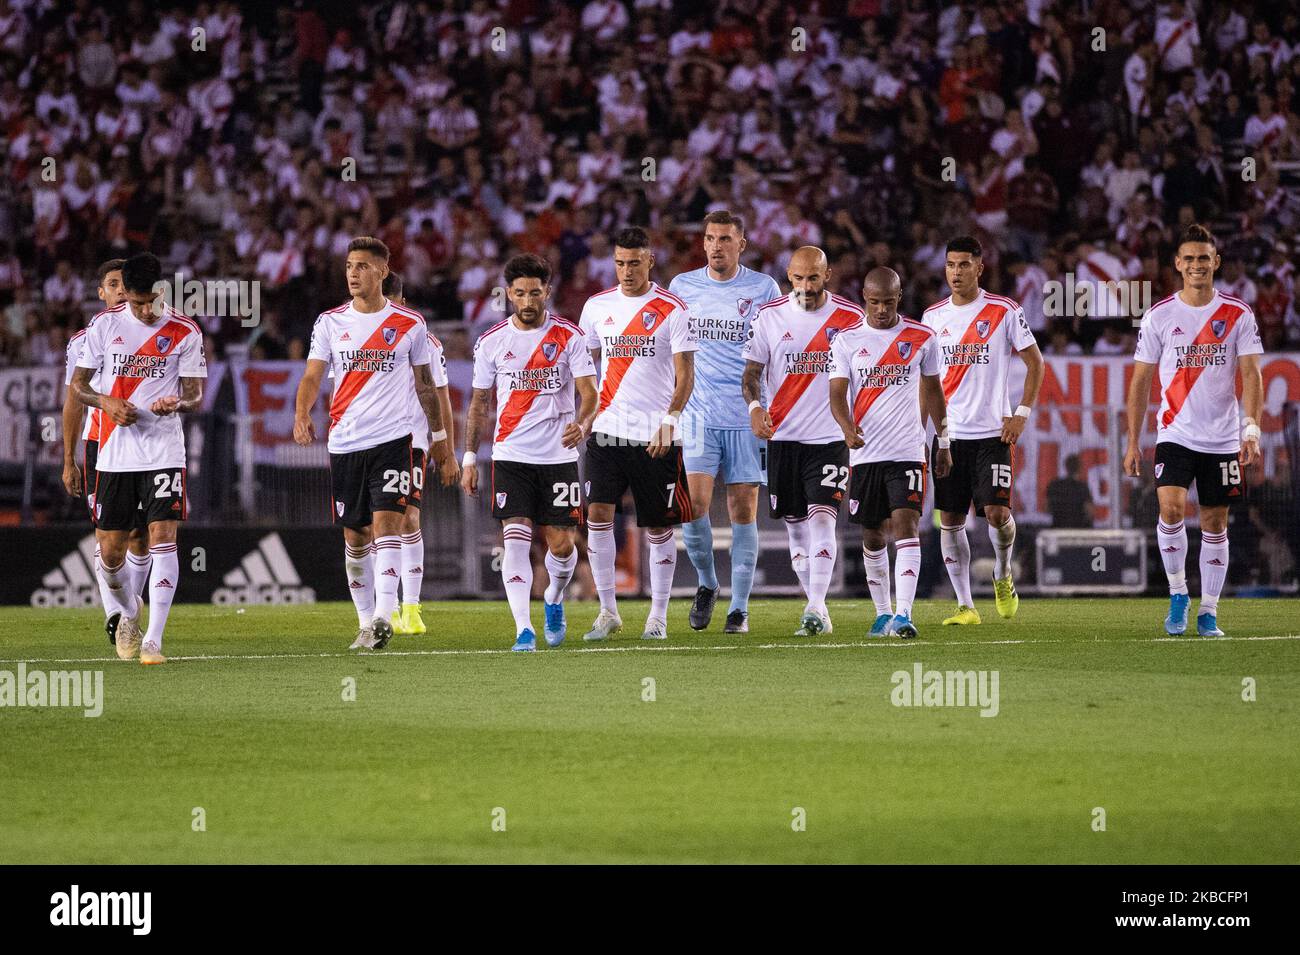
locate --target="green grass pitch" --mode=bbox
[1,597,1297,864]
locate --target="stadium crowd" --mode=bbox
[1,0,1300,370]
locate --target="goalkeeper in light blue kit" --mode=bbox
[669,211,781,632]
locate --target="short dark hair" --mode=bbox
[1178,223,1216,250]
[503,253,551,286]
[702,210,745,235]
[1065,453,1082,474]
[947,235,983,258]
[382,271,403,298]
[613,226,651,251]
[120,253,162,294]
[97,258,125,285]
[347,236,390,261]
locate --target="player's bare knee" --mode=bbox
[401,507,421,534]
[148,521,177,546]
[127,527,150,554]
[984,505,1011,527]
[1201,508,1229,534]
[343,526,372,549]
[892,512,920,540]
[862,528,886,551]
[1158,501,1185,524]
[726,484,758,524]
[546,526,576,557]
[587,503,614,524]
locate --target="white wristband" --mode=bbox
[662,413,679,428]
[1014,405,1031,418]
[937,436,951,450]
[429,429,447,443]
[461,451,477,468]
[1243,421,1261,442]
[748,400,763,414]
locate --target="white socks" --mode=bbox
[143,543,178,650]
[344,542,375,627]
[587,520,618,614]
[940,522,974,607]
[863,545,891,617]
[805,504,838,615]
[96,555,131,618]
[126,549,152,601]
[1157,519,1189,594]
[502,523,534,634]
[372,535,402,620]
[989,515,1016,579]
[544,547,577,604]
[894,537,921,617]
[785,517,812,596]
[646,529,675,622]
[1199,529,1229,613]
[400,530,423,606]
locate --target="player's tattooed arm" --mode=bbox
[563,376,598,449]
[293,359,327,445]
[742,360,773,439]
[413,362,451,471]
[1002,342,1044,444]
[1123,360,1158,476]
[460,387,492,496]
[920,374,952,479]
[70,366,138,426]
[435,384,459,486]
[829,377,862,449]
[151,376,203,416]
[1239,352,1264,466]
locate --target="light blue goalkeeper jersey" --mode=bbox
[670,264,782,429]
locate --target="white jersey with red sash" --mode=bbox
[922,289,1037,440]
[743,293,866,443]
[404,331,449,453]
[1134,290,1263,454]
[829,318,940,465]
[66,302,126,443]
[580,284,697,442]
[308,298,432,454]
[472,312,596,464]
[75,303,207,471]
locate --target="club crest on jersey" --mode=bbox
[897,341,913,360]
[826,326,842,345]
[542,341,558,362]
[1211,319,1226,339]
[737,298,752,315]
[382,327,397,346]
[848,499,859,515]
[496,492,507,508]
[155,334,173,353]
[335,501,344,516]
[1154,463,1164,479]
[769,493,778,509]
[641,310,657,330]
[976,320,990,339]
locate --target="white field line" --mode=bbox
[1,633,1298,665]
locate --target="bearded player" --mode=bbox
[1124,224,1264,637]
[742,246,864,637]
[463,254,598,651]
[922,236,1043,625]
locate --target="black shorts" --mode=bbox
[329,434,415,529]
[93,467,187,531]
[83,439,149,529]
[766,439,848,519]
[932,436,1012,515]
[584,433,692,527]
[1154,441,1242,507]
[491,459,584,526]
[847,460,928,527]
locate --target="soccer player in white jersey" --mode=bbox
[294,237,452,651]
[669,210,781,634]
[70,253,208,665]
[61,258,153,645]
[830,268,952,639]
[1124,224,1264,637]
[742,246,864,637]
[922,235,1043,625]
[579,227,697,642]
[383,271,458,637]
[462,254,598,651]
